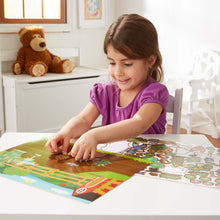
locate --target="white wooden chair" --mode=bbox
[165,49,220,138]
[184,49,220,138]
[166,88,183,134]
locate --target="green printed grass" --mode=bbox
[78,171,129,181]
[97,149,150,165]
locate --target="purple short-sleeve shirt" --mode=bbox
[90,77,169,134]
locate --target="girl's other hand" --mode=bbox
[45,133,71,155]
[68,132,97,161]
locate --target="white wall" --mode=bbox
[145,0,220,77]
[115,0,147,16]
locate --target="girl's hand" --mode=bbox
[45,131,71,155]
[69,132,98,161]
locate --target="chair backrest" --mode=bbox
[192,49,220,80]
[167,88,183,134]
[188,49,220,102]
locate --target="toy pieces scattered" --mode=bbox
[48,144,73,161]
[49,153,71,161]
[49,153,92,163]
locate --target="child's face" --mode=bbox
[107,44,154,92]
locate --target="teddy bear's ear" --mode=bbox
[38,26,45,37]
[18,27,28,38]
[38,26,45,32]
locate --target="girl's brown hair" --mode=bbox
[104,14,163,82]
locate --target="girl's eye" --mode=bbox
[125,63,132,67]
[109,62,115,65]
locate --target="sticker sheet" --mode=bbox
[99,137,220,188]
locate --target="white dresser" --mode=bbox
[3,67,109,132]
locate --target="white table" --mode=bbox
[0,132,219,220]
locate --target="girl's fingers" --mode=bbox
[82,150,90,161]
[45,135,64,154]
[90,149,96,160]
[70,142,86,161]
[62,138,70,155]
[74,148,84,161]
[67,137,97,161]
[68,143,79,158]
[45,140,57,153]
[45,143,53,153]
[50,139,60,153]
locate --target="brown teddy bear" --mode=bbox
[12,26,75,77]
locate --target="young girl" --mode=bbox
[45,14,169,161]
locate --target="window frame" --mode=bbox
[0,0,66,24]
[0,0,72,33]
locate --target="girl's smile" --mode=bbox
[117,78,130,84]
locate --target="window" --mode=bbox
[0,0,66,24]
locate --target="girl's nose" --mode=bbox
[115,66,123,76]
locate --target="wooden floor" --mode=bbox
[166,125,220,148]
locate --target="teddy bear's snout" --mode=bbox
[40,42,46,48]
[30,37,47,52]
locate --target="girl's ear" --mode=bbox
[147,55,157,68]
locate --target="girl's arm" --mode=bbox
[70,102,163,160]
[45,102,100,155]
